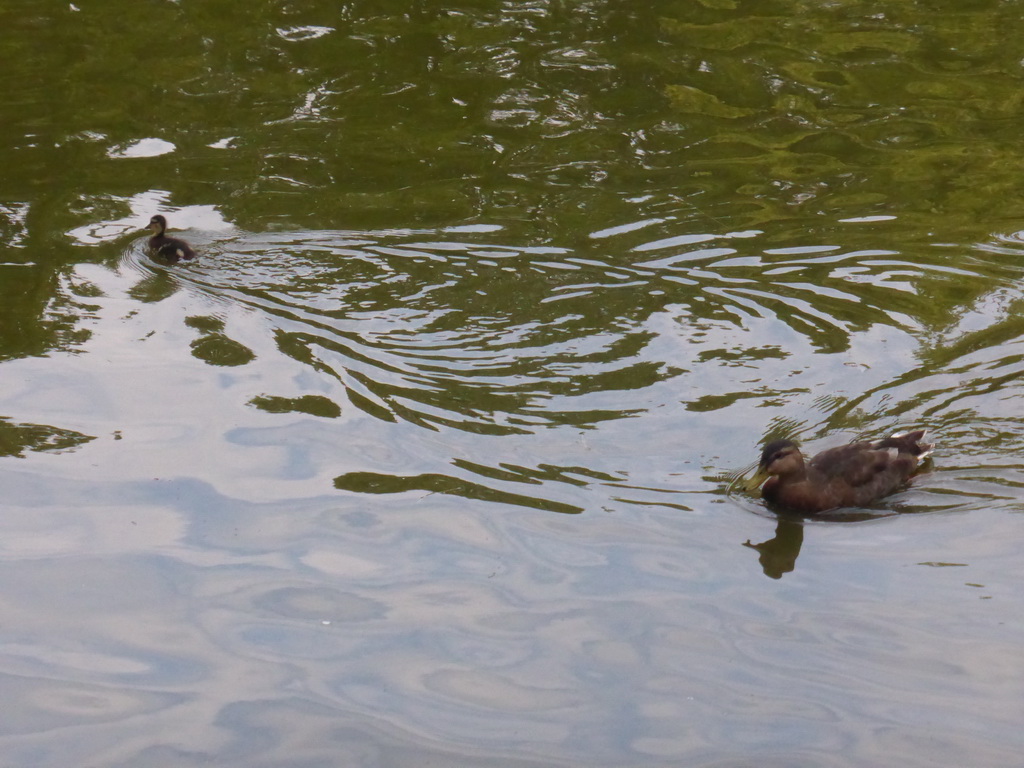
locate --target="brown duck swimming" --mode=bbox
[747,430,933,514]
[147,215,195,262]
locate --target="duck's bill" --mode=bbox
[745,466,769,494]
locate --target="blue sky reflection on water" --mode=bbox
[0,458,1021,766]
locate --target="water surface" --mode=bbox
[2,2,1023,766]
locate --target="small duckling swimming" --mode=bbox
[747,430,933,514]
[147,215,195,262]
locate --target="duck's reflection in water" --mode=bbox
[744,517,804,579]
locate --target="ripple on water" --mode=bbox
[70,216,1014,516]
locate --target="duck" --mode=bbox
[147,215,195,262]
[747,430,933,514]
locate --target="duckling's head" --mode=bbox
[746,439,804,492]
[148,215,167,235]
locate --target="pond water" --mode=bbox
[2,2,1024,766]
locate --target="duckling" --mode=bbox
[747,430,933,514]
[147,215,195,262]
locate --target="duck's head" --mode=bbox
[746,439,805,491]
[148,215,167,235]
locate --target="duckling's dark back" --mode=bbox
[149,234,195,262]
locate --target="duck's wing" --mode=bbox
[809,443,912,488]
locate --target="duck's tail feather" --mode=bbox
[879,429,933,459]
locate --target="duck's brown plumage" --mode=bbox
[147,215,195,262]
[748,430,933,514]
